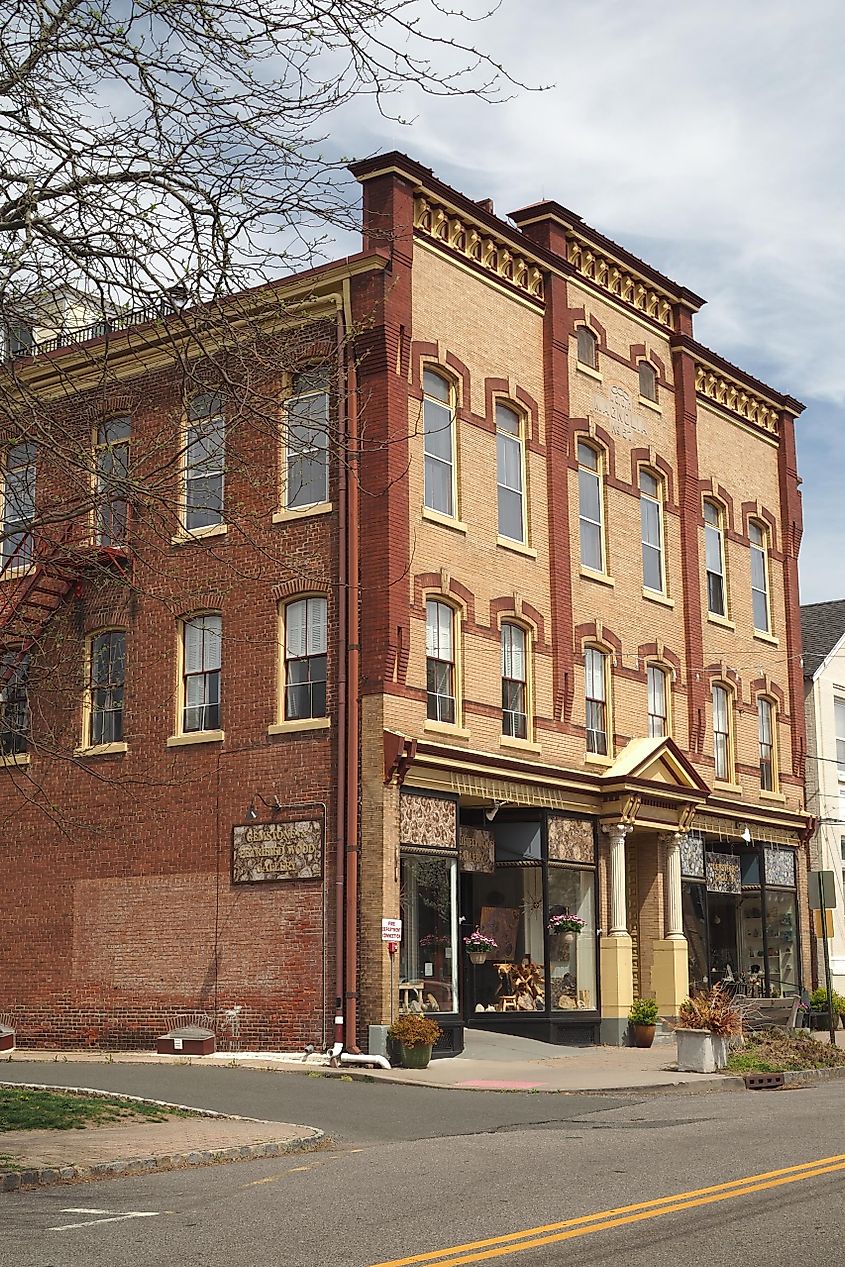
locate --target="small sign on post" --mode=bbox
[382,918,402,1028]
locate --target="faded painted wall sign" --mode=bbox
[232,820,323,883]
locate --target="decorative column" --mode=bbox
[604,822,632,935]
[652,830,690,1018]
[599,822,634,1045]
[663,831,685,939]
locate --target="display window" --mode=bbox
[399,854,459,1015]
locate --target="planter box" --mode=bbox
[676,1028,729,1073]
[156,1025,216,1056]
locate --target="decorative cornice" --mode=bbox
[694,361,781,437]
[413,195,545,303]
[564,235,674,330]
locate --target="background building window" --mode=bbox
[423,369,455,517]
[1,442,36,568]
[577,441,604,572]
[0,652,29,755]
[712,683,732,781]
[639,468,664,592]
[94,417,130,547]
[835,697,845,777]
[89,631,126,745]
[426,599,456,724]
[647,664,669,738]
[704,500,727,617]
[284,596,327,720]
[758,696,775,791]
[638,361,658,402]
[496,403,525,543]
[585,647,609,755]
[501,622,528,739]
[182,614,221,732]
[184,393,225,530]
[286,368,330,509]
[749,521,770,634]
[576,326,598,370]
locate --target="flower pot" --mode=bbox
[810,1012,840,1032]
[563,931,576,944]
[675,1028,729,1073]
[631,1023,656,1049]
[467,951,488,966]
[400,1042,433,1070]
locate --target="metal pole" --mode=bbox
[389,950,395,1028]
[821,905,836,1047]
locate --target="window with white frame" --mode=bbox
[89,630,126,746]
[712,683,732,781]
[704,500,727,618]
[0,652,29,755]
[639,469,664,593]
[758,696,776,791]
[638,361,658,402]
[501,622,528,739]
[285,368,330,509]
[423,370,455,517]
[585,647,609,755]
[426,599,456,724]
[576,326,598,370]
[284,596,327,720]
[577,441,605,572]
[182,615,221,732]
[647,664,669,738]
[835,697,845,778]
[184,394,225,530]
[749,521,771,634]
[94,417,130,547]
[496,403,525,543]
[1,442,36,568]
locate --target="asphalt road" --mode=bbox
[2,1063,844,1267]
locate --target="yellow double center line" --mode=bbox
[370,1152,845,1267]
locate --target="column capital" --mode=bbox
[601,821,633,840]
[659,829,685,849]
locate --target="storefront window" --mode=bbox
[399,855,458,1014]
[466,865,545,1014]
[682,881,709,993]
[764,890,799,998]
[548,866,596,1012]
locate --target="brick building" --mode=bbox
[0,153,810,1052]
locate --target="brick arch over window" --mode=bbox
[412,571,476,630]
[749,676,787,715]
[629,447,677,508]
[483,379,542,449]
[699,478,736,534]
[636,642,684,686]
[703,663,744,707]
[570,423,618,482]
[575,621,622,663]
[740,501,780,554]
[628,343,667,381]
[409,341,471,410]
[489,596,549,654]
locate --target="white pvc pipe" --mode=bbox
[338,1052,391,1070]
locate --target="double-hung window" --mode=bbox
[89,631,126,745]
[426,599,456,724]
[423,370,455,517]
[578,441,604,572]
[184,394,225,531]
[712,684,732,781]
[835,697,845,778]
[704,500,727,618]
[0,652,29,755]
[1,443,36,569]
[749,522,771,634]
[585,647,609,756]
[501,622,528,739]
[284,597,327,720]
[286,369,330,509]
[638,361,658,403]
[647,665,669,738]
[94,417,130,547]
[496,403,525,543]
[639,469,664,593]
[758,697,775,791]
[182,615,221,732]
[576,327,598,370]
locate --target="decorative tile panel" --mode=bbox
[548,816,595,864]
[459,826,495,873]
[399,792,457,850]
[705,851,742,895]
[764,845,796,889]
[680,834,705,879]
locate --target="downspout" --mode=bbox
[342,277,361,1052]
[334,299,348,1050]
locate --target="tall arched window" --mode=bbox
[758,696,777,791]
[749,521,771,634]
[638,361,658,403]
[184,393,225,531]
[577,440,605,573]
[647,664,669,738]
[94,417,130,546]
[88,630,126,746]
[712,682,733,782]
[496,402,526,543]
[501,622,528,739]
[284,596,328,720]
[703,499,727,617]
[426,599,456,724]
[285,369,330,509]
[576,326,598,371]
[423,369,456,517]
[639,468,665,594]
[585,646,610,755]
[181,614,222,733]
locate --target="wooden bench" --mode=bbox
[734,995,802,1031]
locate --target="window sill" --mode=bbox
[643,587,674,609]
[172,523,228,545]
[166,729,225,747]
[0,564,35,583]
[707,612,736,632]
[585,750,614,767]
[760,789,786,804]
[639,395,662,414]
[579,566,615,588]
[421,507,468,535]
[0,752,30,768]
[496,535,537,559]
[575,362,602,383]
[423,720,471,740]
[268,717,331,735]
[75,742,128,757]
[500,735,543,754]
[712,779,742,796]
[272,502,333,524]
[753,629,779,647]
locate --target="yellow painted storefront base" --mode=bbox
[599,934,634,1017]
[651,937,689,1017]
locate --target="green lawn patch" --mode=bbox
[0,1087,192,1132]
[725,1029,845,1074]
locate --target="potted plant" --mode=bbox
[464,929,498,965]
[628,997,660,1048]
[548,913,587,944]
[387,1013,442,1069]
[674,987,742,1073]
[808,987,844,1031]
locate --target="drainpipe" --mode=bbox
[334,299,348,1051]
[342,278,361,1053]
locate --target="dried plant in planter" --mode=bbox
[677,987,742,1037]
[388,1014,442,1048]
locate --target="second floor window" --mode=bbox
[182,614,221,732]
[423,370,455,517]
[577,441,604,572]
[0,652,29,755]
[496,403,525,543]
[89,631,126,746]
[585,647,609,756]
[576,326,598,370]
[286,369,330,509]
[94,417,130,547]
[712,683,732,781]
[638,361,658,402]
[184,394,225,531]
[835,697,845,777]
[426,599,456,724]
[704,500,727,618]
[501,622,527,739]
[758,697,775,791]
[284,596,327,720]
[749,522,770,634]
[1,442,36,569]
[647,664,669,738]
[639,469,664,593]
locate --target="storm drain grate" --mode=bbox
[744,1072,785,1090]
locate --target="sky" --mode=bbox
[332,0,845,604]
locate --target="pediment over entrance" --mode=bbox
[602,736,710,796]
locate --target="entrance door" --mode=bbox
[707,894,740,987]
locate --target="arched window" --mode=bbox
[758,696,777,791]
[496,402,526,543]
[184,393,225,531]
[285,368,330,509]
[712,682,733,782]
[638,361,658,403]
[577,440,605,573]
[703,499,727,618]
[584,646,610,756]
[749,521,771,634]
[94,417,130,547]
[647,664,669,738]
[423,369,456,518]
[88,629,126,746]
[283,596,327,720]
[181,614,221,733]
[501,622,528,739]
[426,599,457,724]
[576,326,598,371]
[639,468,665,594]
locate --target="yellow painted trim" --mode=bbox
[499,736,543,755]
[574,360,602,383]
[423,720,471,740]
[272,501,332,524]
[638,394,662,414]
[421,507,468,534]
[496,536,537,559]
[166,729,225,747]
[74,741,128,757]
[643,587,674,608]
[753,629,779,647]
[171,523,228,546]
[707,612,736,632]
[268,717,331,735]
[579,566,615,588]
[585,751,614,768]
[0,752,30,768]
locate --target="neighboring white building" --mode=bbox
[802,599,845,991]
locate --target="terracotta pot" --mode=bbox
[468,951,487,965]
[631,1023,656,1049]
[563,932,576,944]
[400,1042,433,1069]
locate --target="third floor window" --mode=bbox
[647,664,669,738]
[749,521,771,634]
[426,599,456,724]
[284,596,328,720]
[184,394,225,531]
[639,469,664,593]
[577,441,605,573]
[496,403,525,544]
[501,622,528,739]
[89,630,126,746]
[704,500,727,618]
[94,417,130,547]
[286,369,330,509]
[423,369,455,518]
[1,442,36,569]
[182,614,221,733]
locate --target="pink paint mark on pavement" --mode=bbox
[456,1079,546,1090]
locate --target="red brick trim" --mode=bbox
[544,276,576,723]
[776,408,806,781]
[672,345,707,753]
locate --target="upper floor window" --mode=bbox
[286,368,330,509]
[182,614,221,733]
[94,417,130,547]
[639,469,664,593]
[284,596,327,720]
[1,442,36,569]
[501,622,528,739]
[576,326,598,370]
[758,696,776,792]
[585,646,609,756]
[496,403,525,543]
[638,361,658,403]
[3,322,34,360]
[0,652,29,755]
[647,664,669,739]
[423,369,455,517]
[184,393,225,531]
[703,500,727,618]
[426,599,456,724]
[749,521,771,634]
[89,630,126,746]
[835,697,845,778]
[577,441,605,573]
[712,683,733,782]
